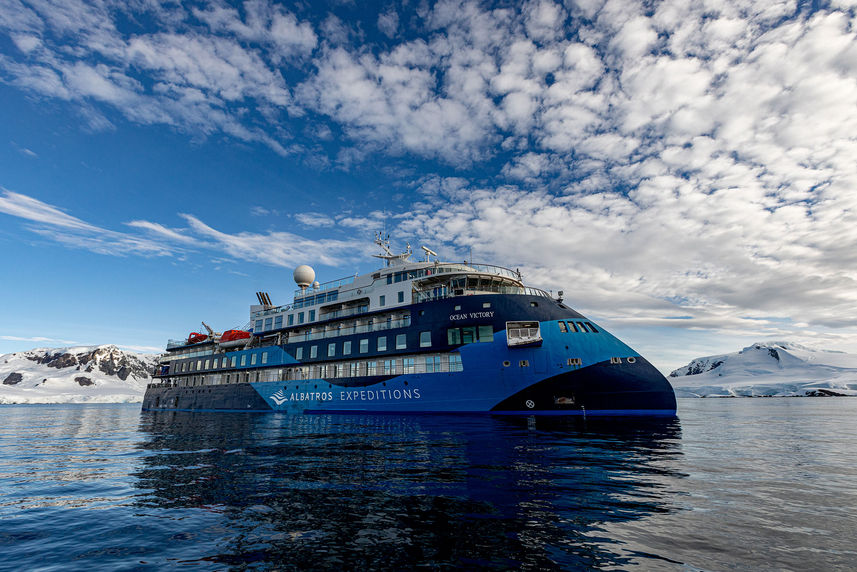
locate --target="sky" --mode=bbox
[1,0,857,372]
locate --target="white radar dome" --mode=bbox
[293,265,315,289]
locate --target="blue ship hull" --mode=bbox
[143,294,676,416]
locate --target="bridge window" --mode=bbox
[274,316,283,329]
[558,321,568,333]
[586,322,599,333]
[568,321,578,332]
[264,318,273,331]
[478,325,493,342]
[255,319,263,331]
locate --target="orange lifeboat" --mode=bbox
[219,329,251,348]
[187,332,208,344]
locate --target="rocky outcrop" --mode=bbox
[24,346,150,380]
[3,372,23,385]
[75,376,94,386]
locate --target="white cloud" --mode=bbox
[377,8,399,38]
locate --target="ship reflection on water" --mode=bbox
[134,412,684,569]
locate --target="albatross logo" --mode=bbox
[270,389,287,405]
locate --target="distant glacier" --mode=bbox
[669,342,857,397]
[0,345,156,404]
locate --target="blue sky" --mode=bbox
[2,0,857,371]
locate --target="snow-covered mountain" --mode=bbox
[0,345,158,404]
[669,341,857,397]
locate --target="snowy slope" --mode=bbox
[669,342,857,397]
[0,345,158,404]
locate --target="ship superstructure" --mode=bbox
[143,237,676,415]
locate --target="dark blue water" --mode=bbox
[1,399,856,570]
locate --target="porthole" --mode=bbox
[627,357,637,364]
[530,301,538,307]
[503,360,511,367]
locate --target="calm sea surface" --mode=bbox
[1,399,856,571]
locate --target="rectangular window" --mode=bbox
[310,345,318,358]
[255,319,263,331]
[394,272,402,283]
[288,314,294,326]
[196,360,202,370]
[558,321,568,333]
[383,359,393,374]
[461,326,476,344]
[264,318,273,331]
[447,328,461,345]
[309,309,316,322]
[379,295,386,307]
[398,291,404,303]
[577,321,588,332]
[328,343,336,357]
[478,325,493,342]
[367,361,377,375]
[251,353,257,365]
[483,302,491,308]
[228,356,235,367]
[274,315,283,329]
[359,339,368,353]
[396,333,406,349]
[568,321,579,333]
[377,336,387,351]
[449,354,463,371]
[204,359,210,369]
[419,331,431,347]
[387,274,392,284]
[261,352,268,364]
[296,347,303,360]
[586,322,599,333]
[298,312,305,324]
[343,341,352,355]
[240,355,247,366]
[403,358,415,374]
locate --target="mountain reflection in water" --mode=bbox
[134,412,684,569]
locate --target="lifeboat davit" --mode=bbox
[187,332,208,344]
[219,329,251,348]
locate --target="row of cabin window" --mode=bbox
[377,291,406,307]
[447,325,494,345]
[175,351,269,373]
[292,290,338,310]
[294,331,433,360]
[163,353,464,386]
[558,320,599,334]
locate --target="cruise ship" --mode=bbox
[142,237,676,415]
